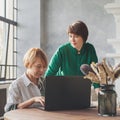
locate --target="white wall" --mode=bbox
[17,0,40,76]
[43,0,115,62]
[17,0,115,76]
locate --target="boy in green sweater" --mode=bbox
[45,20,100,94]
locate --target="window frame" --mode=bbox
[0,0,18,81]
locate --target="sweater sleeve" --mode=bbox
[44,48,62,76]
[88,43,98,64]
[92,83,100,89]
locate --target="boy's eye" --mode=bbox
[69,34,79,38]
[69,35,72,38]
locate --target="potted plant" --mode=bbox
[80,58,120,116]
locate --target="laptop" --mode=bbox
[40,76,92,111]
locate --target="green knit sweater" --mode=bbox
[45,42,99,88]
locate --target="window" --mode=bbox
[0,0,17,80]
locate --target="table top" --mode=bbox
[4,107,120,120]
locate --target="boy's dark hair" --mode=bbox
[67,21,89,42]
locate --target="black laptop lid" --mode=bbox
[45,76,91,111]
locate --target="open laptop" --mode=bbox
[40,76,92,111]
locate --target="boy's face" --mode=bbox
[68,33,84,51]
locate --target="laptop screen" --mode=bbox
[44,76,91,111]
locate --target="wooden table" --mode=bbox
[4,107,120,120]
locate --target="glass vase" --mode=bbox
[98,84,117,116]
